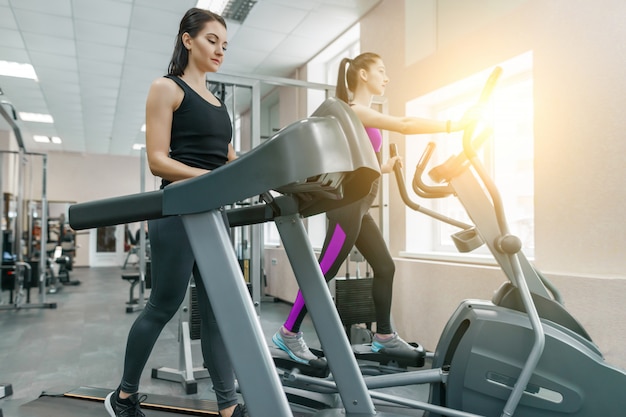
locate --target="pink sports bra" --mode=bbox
[348,103,382,152]
[364,126,382,153]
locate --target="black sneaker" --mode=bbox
[104,388,147,417]
[231,403,248,417]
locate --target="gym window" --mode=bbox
[402,51,534,262]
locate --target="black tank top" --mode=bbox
[161,75,233,188]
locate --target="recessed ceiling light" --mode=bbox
[195,0,257,22]
[33,135,62,144]
[33,135,50,143]
[19,112,54,123]
[0,60,38,81]
[196,0,229,14]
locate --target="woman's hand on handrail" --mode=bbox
[381,155,402,174]
[451,104,485,132]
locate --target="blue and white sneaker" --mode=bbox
[272,327,319,364]
[371,332,417,357]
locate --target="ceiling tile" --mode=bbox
[22,32,76,56]
[9,0,72,17]
[12,8,74,39]
[243,3,309,34]
[256,53,306,78]
[265,0,319,12]
[78,58,123,78]
[0,6,18,29]
[76,41,125,64]
[133,0,196,13]
[123,48,171,71]
[73,0,132,27]
[129,5,183,34]
[35,66,79,85]
[0,45,29,62]
[74,19,129,47]
[80,85,118,100]
[0,28,25,49]
[231,26,287,54]
[275,34,325,59]
[1,76,41,97]
[22,122,58,136]
[126,28,174,55]
[80,73,120,91]
[29,50,78,71]
[293,10,356,40]
[43,82,80,95]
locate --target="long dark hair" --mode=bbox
[335,52,381,103]
[168,8,227,76]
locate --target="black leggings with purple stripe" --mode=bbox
[283,182,396,335]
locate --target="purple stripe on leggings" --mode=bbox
[284,291,306,331]
[283,224,346,331]
[319,224,346,275]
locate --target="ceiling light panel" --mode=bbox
[19,112,54,123]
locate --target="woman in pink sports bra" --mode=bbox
[273,52,476,365]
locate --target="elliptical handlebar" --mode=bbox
[394,66,503,200]
[410,142,455,198]
[390,143,473,231]
[462,66,502,161]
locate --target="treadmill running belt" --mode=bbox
[19,387,314,416]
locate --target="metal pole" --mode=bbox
[14,150,24,263]
[250,80,262,315]
[39,154,48,303]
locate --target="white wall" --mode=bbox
[361,0,626,369]
[24,150,156,266]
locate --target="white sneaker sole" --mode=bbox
[104,391,116,417]
[272,333,315,364]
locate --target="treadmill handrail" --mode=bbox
[69,98,380,231]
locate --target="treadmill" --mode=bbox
[24,98,410,417]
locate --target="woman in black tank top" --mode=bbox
[104,9,245,417]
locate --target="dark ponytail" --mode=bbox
[168,8,227,76]
[335,58,352,103]
[335,52,382,103]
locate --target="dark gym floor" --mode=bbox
[0,266,426,416]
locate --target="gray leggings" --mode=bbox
[119,214,237,409]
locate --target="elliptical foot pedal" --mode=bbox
[353,342,426,368]
[271,347,329,378]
